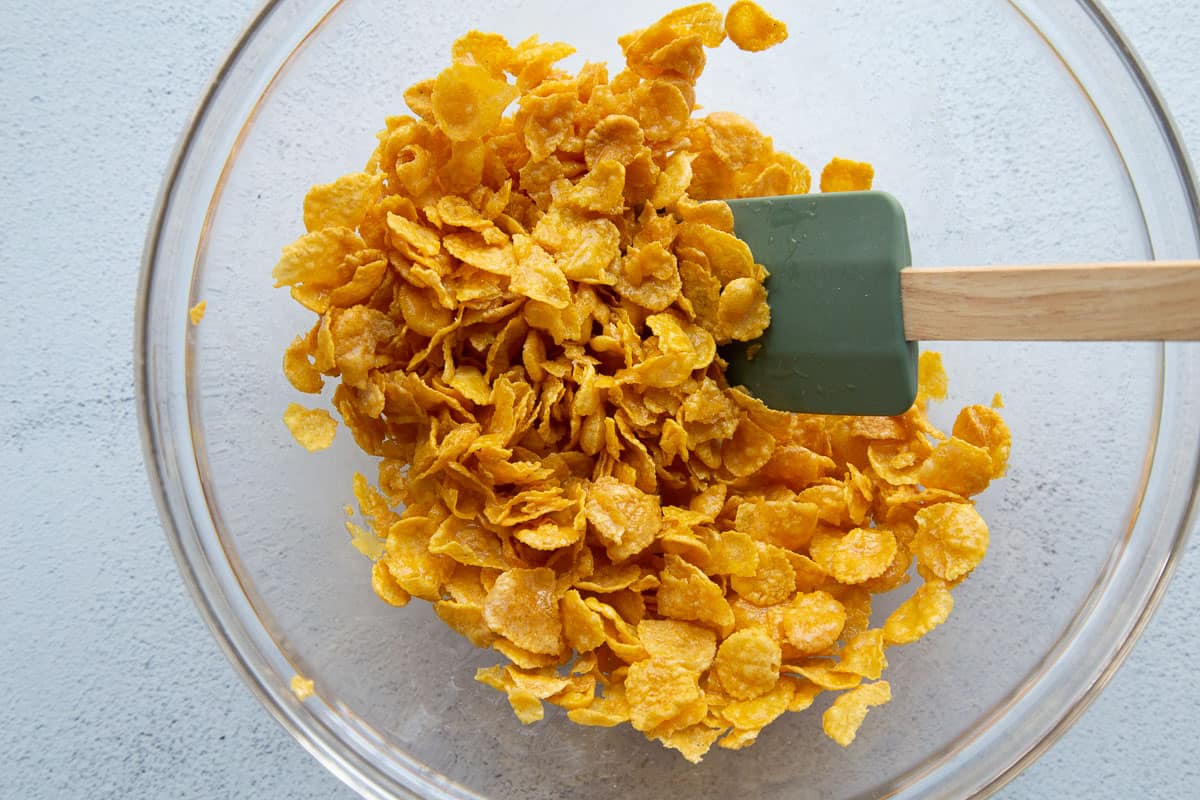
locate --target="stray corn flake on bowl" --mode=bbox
[139,1,1200,798]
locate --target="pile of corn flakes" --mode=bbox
[275,1,1010,762]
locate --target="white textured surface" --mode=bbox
[0,1,1196,798]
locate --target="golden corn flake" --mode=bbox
[283,335,324,394]
[736,498,819,550]
[705,112,769,170]
[729,542,795,606]
[787,676,823,712]
[346,520,385,561]
[625,658,705,732]
[568,684,631,728]
[723,416,776,477]
[656,723,726,764]
[822,681,891,747]
[304,171,383,232]
[274,0,1009,764]
[782,591,846,655]
[484,568,564,655]
[435,600,496,648]
[709,530,759,577]
[188,300,206,325]
[918,437,993,497]
[507,688,546,724]
[912,503,989,582]
[835,628,887,680]
[584,476,661,561]
[819,157,875,193]
[510,234,570,308]
[272,226,364,288]
[452,30,514,78]
[506,665,572,699]
[716,727,759,751]
[638,619,718,672]
[561,589,607,652]
[953,404,1012,478]
[810,527,897,585]
[917,349,948,403]
[658,554,736,632]
[859,537,913,594]
[787,663,862,691]
[719,676,793,733]
[431,63,518,141]
[725,1,788,52]
[713,628,781,699]
[651,151,695,209]
[718,277,771,342]
[283,403,337,452]
[884,579,954,646]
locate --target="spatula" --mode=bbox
[720,191,1200,415]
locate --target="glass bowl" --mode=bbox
[137,1,1200,798]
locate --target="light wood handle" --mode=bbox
[900,261,1200,340]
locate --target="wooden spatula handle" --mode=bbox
[900,261,1200,340]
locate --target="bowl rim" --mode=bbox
[136,2,1200,798]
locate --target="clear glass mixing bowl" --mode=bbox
[137,1,1200,797]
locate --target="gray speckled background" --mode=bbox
[0,1,1197,798]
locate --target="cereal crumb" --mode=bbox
[188,300,207,325]
[290,674,314,700]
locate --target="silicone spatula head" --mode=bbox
[721,191,918,416]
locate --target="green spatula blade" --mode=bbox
[722,191,918,416]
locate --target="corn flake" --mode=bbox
[568,683,631,727]
[912,503,989,582]
[704,112,769,171]
[884,579,955,646]
[713,628,781,700]
[835,628,887,680]
[584,476,661,561]
[657,554,735,633]
[625,658,705,732]
[953,405,1012,478]
[584,114,645,168]
[484,568,564,655]
[736,499,819,550]
[725,1,789,53]
[371,559,411,607]
[719,676,793,731]
[304,171,383,232]
[917,349,948,402]
[283,403,337,451]
[655,723,726,764]
[918,437,993,497]
[730,543,795,606]
[638,619,718,672]
[782,591,846,655]
[432,63,519,142]
[819,157,875,193]
[822,681,891,747]
[810,527,897,585]
[718,277,771,342]
[561,589,607,652]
